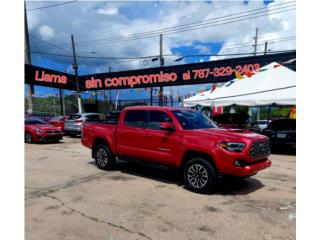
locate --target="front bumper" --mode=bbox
[64,125,81,135]
[213,144,272,177]
[34,134,63,142]
[230,159,272,177]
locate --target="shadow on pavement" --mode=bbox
[88,159,265,195]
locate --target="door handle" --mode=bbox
[144,133,151,137]
[118,129,127,134]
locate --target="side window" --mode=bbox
[148,111,172,130]
[124,110,146,128]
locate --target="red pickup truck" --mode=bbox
[82,106,271,193]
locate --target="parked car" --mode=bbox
[250,120,272,133]
[25,113,55,121]
[261,119,296,149]
[211,113,251,130]
[48,116,68,133]
[64,113,104,136]
[105,111,121,124]
[81,106,271,193]
[25,118,63,143]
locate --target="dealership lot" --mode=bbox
[25,137,295,240]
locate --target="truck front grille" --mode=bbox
[249,141,270,158]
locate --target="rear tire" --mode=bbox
[93,143,115,170]
[183,157,218,193]
[25,132,33,143]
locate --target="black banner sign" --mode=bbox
[25,64,77,90]
[25,51,296,91]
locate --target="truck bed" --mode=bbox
[81,122,117,153]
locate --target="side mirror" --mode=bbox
[160,122,175,131]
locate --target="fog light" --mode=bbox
[235,160,242,167]
[234,159,247,167]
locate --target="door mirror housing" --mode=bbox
[160,122,175,131]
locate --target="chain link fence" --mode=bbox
[25,94,181,116]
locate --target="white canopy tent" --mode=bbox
[183,62,296,107]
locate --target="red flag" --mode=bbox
[245,70,255,78]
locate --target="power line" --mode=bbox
[73,1,295,45]
[29,33,70,52]
[73,6,296,48]
[85,2,245,37]
[77,8,296,48]
[27,36,295,63]
[220,36,295,50]
[29,33,97,54]
[26,1,78,12]
[26,49,295,60]
[65,2,295,47]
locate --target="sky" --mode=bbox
[25,0,296,102]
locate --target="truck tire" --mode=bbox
[25,132,33,143]
[93,143,115,170]
[183,157,218,193]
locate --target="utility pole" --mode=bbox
[71,35,82,113]
[264,41,268,55]
[25,3,35,113]
[59,88,65,115]
[256,41,268,121]
[150,87,153,106]
[108,66,112,112]
[159,34,164,106]
[253,28,259,56]
[251,28,259,120]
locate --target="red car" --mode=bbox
[48,116,69,133]
[81,106,271,193]
[25,118,63,143]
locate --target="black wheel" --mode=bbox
[183,157,218,193]
[93,143,115,170]
[25,132,33,143]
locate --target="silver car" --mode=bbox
[64,113,104,136]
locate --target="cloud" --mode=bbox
[26,1,295,74]
[97,7,118,15]
[38,25,55,41]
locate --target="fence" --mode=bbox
[25,95,182,116]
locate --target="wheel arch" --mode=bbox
[91,137,111,158]
[180,150,217,172]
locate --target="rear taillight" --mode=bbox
[75,119,83,123]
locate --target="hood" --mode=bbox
[194,128,268,142]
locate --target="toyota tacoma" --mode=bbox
[81,106,271,193]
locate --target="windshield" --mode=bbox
[172,110,217,130]
[25,118,47,125]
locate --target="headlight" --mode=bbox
[34,128,44,133]
[218,142,246,152]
